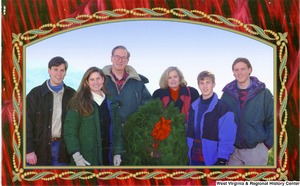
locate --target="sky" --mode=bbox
[25,20,275,97]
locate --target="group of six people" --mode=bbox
[26,45,274,166]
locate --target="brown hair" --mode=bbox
[232,57,252,71]
[48,56,68,70]
[69,67,108,116]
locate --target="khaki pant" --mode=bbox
[228,143,268,166]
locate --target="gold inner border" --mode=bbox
[11,8,288,182]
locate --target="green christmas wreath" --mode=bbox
[123,99,189,165]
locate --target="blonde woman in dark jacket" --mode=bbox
[64,67,123,166]
[153,66,199,122]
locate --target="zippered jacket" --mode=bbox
[187,93,236,165]
[221,76,274,149]
[64,98,124,165]
[102,65,152,123]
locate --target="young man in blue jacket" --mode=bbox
[187,71,236,165]
[221,57,274,165]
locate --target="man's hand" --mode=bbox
[26,152,37,165]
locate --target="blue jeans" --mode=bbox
[52,141,67,166]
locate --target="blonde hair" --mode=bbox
[159,66,187,88]
[197,70,215,84]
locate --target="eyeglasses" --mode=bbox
[113,55,128,61]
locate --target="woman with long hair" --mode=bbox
[64,67,123,166]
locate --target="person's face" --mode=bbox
[198,77,215,100]
[48,64,66,86]
[167,70,180,90]
[111,49,129,72]
[233,62,252,87]
[87,72,105,94]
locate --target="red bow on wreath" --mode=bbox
[151,116,172,150]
